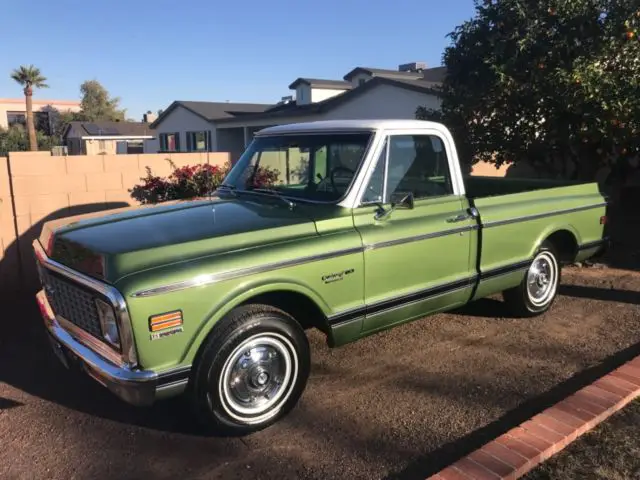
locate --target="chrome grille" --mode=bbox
[40,268,103,339]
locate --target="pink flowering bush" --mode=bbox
[130,160,280,204]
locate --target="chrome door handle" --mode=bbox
[447,213,470,223]
[447,207,479,223]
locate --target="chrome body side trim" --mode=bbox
[33,239,139,367]
[364,225,476,251]
[327,259,533,326]
[131,246,365,298]
[482,202,607,228]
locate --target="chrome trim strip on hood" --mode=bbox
[131,245,365,298]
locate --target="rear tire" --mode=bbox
[189,304,310,436]
[503,241,561,317]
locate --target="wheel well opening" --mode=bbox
[545,230,578,264]
[240,291,330,335]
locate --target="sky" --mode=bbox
[0,0,477,121]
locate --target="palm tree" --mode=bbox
[10,65,49,151]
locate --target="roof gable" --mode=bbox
[150,100,273,128]
[343,66,447,83]
[215,76,442,124]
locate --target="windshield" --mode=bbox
[221,132,373,202]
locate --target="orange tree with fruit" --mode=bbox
[417,0,640,185]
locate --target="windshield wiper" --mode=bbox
[218,183,236,190]
[244,187,296,209]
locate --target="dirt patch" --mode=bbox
[1,263,638,480]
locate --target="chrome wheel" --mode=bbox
[218,332,298,424]
[526,251,558,307]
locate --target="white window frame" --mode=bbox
[344,127,466,209]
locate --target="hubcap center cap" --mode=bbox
[256,371,269,386]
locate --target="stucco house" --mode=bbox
[149,62,446,161]
[63,121,156,155]
[0,97,81,135]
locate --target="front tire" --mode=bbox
[190,305,310,436]
[503,242,561,317]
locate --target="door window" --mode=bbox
[363,134,453,203]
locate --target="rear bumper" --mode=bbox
[36,290,189,406]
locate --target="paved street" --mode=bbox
[1,267,639,480]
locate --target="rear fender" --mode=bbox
[528,222,582,260]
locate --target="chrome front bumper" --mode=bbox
[36,290,188,406]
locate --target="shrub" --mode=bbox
[129,160,280,204]
[130,161,229,204]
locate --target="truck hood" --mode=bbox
[40,196,318,283]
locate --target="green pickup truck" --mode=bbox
[34,119,608,434]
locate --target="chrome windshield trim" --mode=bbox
[482,202,608,228]
[33,239,138,367]
[131,246,365,298]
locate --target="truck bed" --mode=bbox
[464,175,582,199]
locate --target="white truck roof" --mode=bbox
[256,119,444,135]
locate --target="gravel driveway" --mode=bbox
[1,267,639,480]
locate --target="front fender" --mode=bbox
[181,277,332,364]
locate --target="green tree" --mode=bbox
[78,80,126,121]
[0,125,55,156]
[9,65,49,151]
[417,0,640,182]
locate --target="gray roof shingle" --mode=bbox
[64,121,155,139]
[214,76,442,125]
[288,78,352,90]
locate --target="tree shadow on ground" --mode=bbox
[452,297,508,318]
[385,337,640,480]
[559,284,640,305]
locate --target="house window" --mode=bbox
[358,78,366,86]
[186,131,209,152]
[7,111,51,134]
[127,140,144,154]
[159,132,180,152]
[7,111,26,127]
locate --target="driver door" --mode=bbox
[353,130,477,334]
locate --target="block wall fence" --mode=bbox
[0,151,230,293]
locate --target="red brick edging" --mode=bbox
[428,356,640,480]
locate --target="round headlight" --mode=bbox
[95,299,120,348]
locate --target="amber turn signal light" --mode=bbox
[149,310,183,332]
